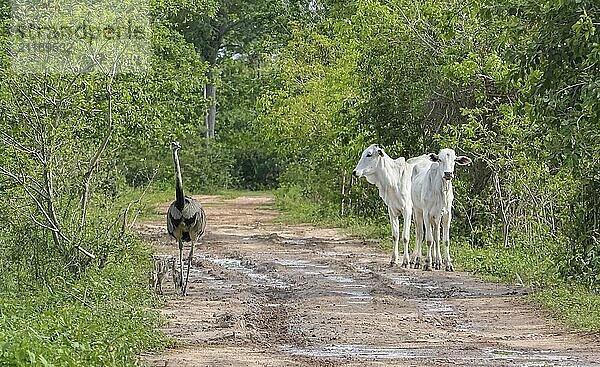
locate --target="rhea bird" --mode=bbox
[167,141,206,296]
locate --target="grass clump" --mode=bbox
[275,185,389,242]
[532,285,600,332]
[450,240,559,288]
[0,237,171,366]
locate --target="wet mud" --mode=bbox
[139,194,599,367]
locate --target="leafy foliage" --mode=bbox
[0,1,214,364]
[0,237,169,367]
[252,0,600,292]
[2,0,600,361]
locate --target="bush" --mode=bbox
[228,132,284,190]
[0,237,169,367]
[121,137,235,194]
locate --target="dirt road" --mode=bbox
[139,194,599,367]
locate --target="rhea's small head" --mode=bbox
[171,141,181,151]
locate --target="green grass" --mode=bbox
[274,186,389,243]
[211,189,274,200]
[532,285,600,331]
[274,186,600,333]
[114,187,173,221]
[451,240,559,287]
[0,237,171,366]
[450,240,600,330]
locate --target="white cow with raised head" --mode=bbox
[352,144,414,267]
[409,148,471,271]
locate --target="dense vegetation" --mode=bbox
[260,0,600,326]
[256,0,600,292]
[1,0,599,364]
[0,0,209,364]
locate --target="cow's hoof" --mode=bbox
[445,265,454,272]
[389,261,398,267]
[413,262,421,269]
[423,265,432,271]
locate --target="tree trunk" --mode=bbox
[205,70,216,138]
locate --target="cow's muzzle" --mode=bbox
[352,170,359,177]
[443,172,453,180]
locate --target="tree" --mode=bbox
[502,0,600,284]
[167,0,301,138]
[0,0,214,278]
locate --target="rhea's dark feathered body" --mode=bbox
[167,197,205,242]
[167,142,206,296]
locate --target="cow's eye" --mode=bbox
[366,152,372,157]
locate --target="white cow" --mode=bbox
[352,144,414,267]
[409,149,471,271]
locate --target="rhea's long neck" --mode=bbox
[173,149,185,209]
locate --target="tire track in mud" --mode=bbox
[139,194,600,367]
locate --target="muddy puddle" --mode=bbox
[140,194,600,367]
[279,344,582,366]
[203,255,291,290]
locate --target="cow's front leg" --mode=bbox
[388,209,400,266]
[401,207,412,268]
[423,219,433,271]
[442,212,453,271]
[432,216,442,270]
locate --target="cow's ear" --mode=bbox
[377,148,384,157]
[429,153,439,162]
[455,156,472,166]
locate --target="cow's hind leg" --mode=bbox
[424,241,433,271]
[401,207,412,268]
[411,209,424,269]
[423,218,434,271]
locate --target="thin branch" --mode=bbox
[6,81,40,128]
[80,80,114,227]
[15,78,43,125]
[0,131,42,161]
[30,214,61,233]
[125,169,157,232]
[21,174,47,199]
[576,113,585,128]
[557,82,586,95]
[475,73,494,81]
[395,6,440,54]
[76,245,96,259]
[0,166,65,242]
